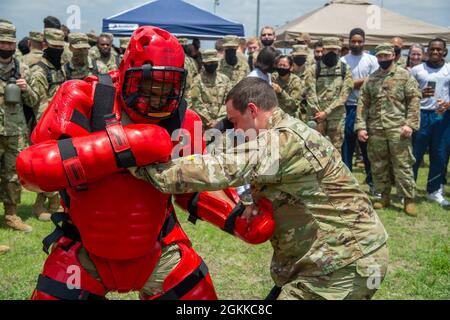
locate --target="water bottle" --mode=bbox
[4,77,22,105]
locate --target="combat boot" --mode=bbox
[373,193,390,210]
[0,245,10,254]
[404,198,417,217]
[32,193,51,222]
[4,204,32,233]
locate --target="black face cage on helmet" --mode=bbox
[122,64,187,119]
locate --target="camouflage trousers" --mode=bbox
[0,135,26,205]
[367,128,416,199]
[324,118,345,152]
[277,244,388,300]
[78,244,181,297]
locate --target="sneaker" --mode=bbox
[369,185,381,199]
[426,190,450,207]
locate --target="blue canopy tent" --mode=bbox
[102,0,245,39]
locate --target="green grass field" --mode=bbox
[0,162,449,300]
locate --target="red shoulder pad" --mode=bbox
[32,80,94,143]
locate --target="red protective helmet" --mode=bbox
[119,26,186,123]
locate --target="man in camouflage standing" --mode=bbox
[21,31,43,67]
[29,28,67,221]
[304,37,353,152]
[190,49,231,129]
[63,33,94,80]
[290,45,310,120]
[89,33,119,74]
[178,38,199,103]
[355,43,421,216]
[219,35,250,87]
[0,22,39,247]
[131,78,389,300]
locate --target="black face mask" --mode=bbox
[350,46,363,55]
[0,49,16,60]
[394,46,401,56]
[322,52,339,67]
[276,67,290,77]
[204,63,218,74]
[293,56,307,66]
[43,47,64,70]
[261,39,274,47]
[379,59,393,70]
[225,49,238,66]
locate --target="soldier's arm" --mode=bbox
[323,66,353,116]
[403,76,421,131]
[131,129,283,194]
[189,79,213,126]
[354,81,369,132]
[303,65,321,119]
[29,66,49,113]
[277,77,302,115]
[20,64,40,108]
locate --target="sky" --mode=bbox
[1,0,449,41]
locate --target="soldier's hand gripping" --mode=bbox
[16,78,28,92]
[400,125,413,138]
[357,129,369,142]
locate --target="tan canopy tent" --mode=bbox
[276,0,450,47]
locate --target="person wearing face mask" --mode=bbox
[21,31,44,67]
[341,28,378,195]
[304,37,353,151]
[295,33,315,65]
[355,43,421,216]
[391,37,407,69]
[271,55,302,118]
[190,49,232,129]
[89,33,120,74]
[177,38,198,104]
[290,45,310,121]
[218,35,250,87]
[63,33,94,81]
[29,28,67,221]
[410,38,450,208]
[0,21,40,241]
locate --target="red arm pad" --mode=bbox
[177,190,275,244]
[17,124,172,192]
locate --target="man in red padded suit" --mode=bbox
[16,26,275,300]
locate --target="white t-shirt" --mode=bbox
[247,68,272,85]
[341,52,379,106]
[410,62,450,110]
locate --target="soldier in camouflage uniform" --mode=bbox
[178,38,199,104]
[294,33,315,66]
[61,25,72,66]
[190,49,232,129]
[29,28,67,221]
[21,31,43,67]
[355,43,421,216]
[271,55,302,119]
[89,33,119,74]
[291,45,310,121]
[0,21,39,236]
[118,37,130,62]
[391,37,407,69]
[304,37,353,151]
[131,78,389,300]
[219,35,250,87]
[63,33,94,80]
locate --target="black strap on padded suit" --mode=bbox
[159,99,187,137]
[57,138,88,191]
[70,109,91,132]
[223,201,245,235]
[42,212,81,254]
[154,260,209,300]
[103,114,136,168]
[36,274,105,300]
[91,74,116,132]
[187,192,201,225]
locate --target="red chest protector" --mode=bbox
[32,72,204,292]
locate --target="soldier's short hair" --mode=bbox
[43,16,61,29]
[260,26,276,36]
[215,39,224,52]
[226,77,278,113]
[314,41,324,49]
[98,33,113,43]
